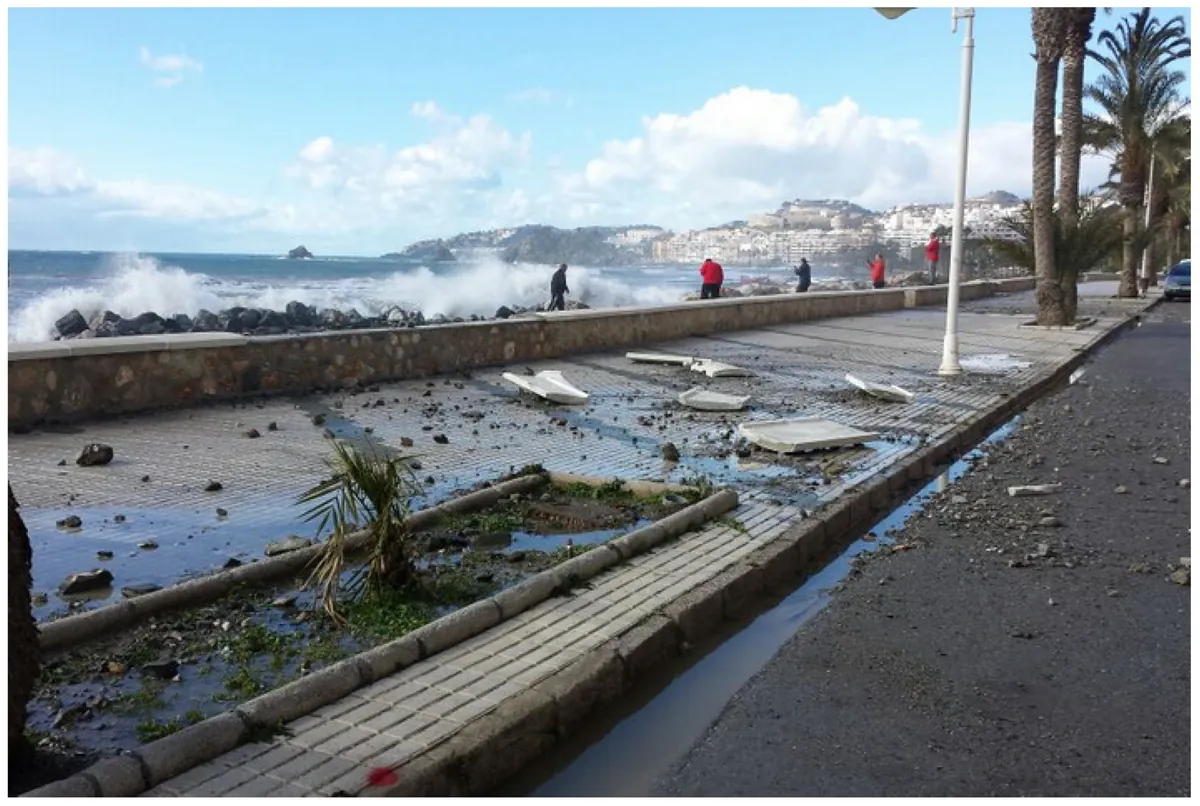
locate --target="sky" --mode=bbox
[6,4,1193,256]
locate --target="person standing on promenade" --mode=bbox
[699,257,724,299]
[925,233,941,284]
[867,253,887,289]
[548,263,569,311]
[794,258,812,293]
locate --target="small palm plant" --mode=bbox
[299,441,421,625]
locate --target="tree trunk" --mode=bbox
[8,486,39,765]
[1119,208,1140,297]
[1032,42,1065,325]
[1057,10,1091,325]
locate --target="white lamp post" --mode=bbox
[877,7,975,376]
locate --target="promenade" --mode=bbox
[14,282,1152,797]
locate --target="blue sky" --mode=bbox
[7,6,1192,255]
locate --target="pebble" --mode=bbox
[1038,516,1063,528]
[76,443,115,467]
[204,480,224,492]
[1179,478,1190,488]
[311,414,326,426]
[267,421,278,431]
[433,434,450,444]
[1153,456,1170,465]
[662,442,681,462]
[113,514,126,524]
[141,475,151,483]
[216,508,229,517]
[137,540,159,550]
[400,437,415,447]
[56,515,82,529]
[245,428,261,439]
[1114,485,1129,495]
[96,550,114,560]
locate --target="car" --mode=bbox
[1164,259,1190,301]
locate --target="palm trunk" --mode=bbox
[1119,208,1140,297]
[1033,54,1065,325]
[1058,29,1086,324]
[9,486,39,765]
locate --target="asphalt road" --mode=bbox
[654,302,1191,797]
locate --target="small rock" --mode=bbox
[222,558,243,569]
[1179,478,1190,489]
[1114,485,1129,495]
[424,476,435,485]
[216,508,229,518]
[59,569,114,595]
[113,514,126,524]
[1038,516,1063,528]
[1169,567,1190,586]
[311,414,326,426]
[1128,561,1153,574]
[662,442,681,462]
[951,495,968,505]
[400,437,415,448]
[1153,456,1170,465]
[31,592,48,606]
[265,536,313,557]
[121,584,162,598]
[433,434,450,444]
[76,443,114,467]
[142,659,180,680]
[1035,542,1053,558]
[204,481,223,492]
[267,422,278,431]
[245,428,261,439]
[323,428,335,440]
[104,661,127,675]
[96,550,114,560]
[56,459,66,467]
[409,460,423,470]
[141,475,151,483]
[137,540,159,550]
[56,515,83,529]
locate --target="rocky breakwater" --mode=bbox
[48,298,595,342]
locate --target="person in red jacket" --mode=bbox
[867,253,886,289]
[925,232,941,284]
[699,257,724,299]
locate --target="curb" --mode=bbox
[37,473,550,654]
[23,488,739,797]
[366,301,1159,798]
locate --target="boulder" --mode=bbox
[259,310,288,330]
[265,536,313,557]
[55,310,89,339]
[58,569,114,596]
[192,309,220,331]
[287,245,314,259]
[76,443,114,467]
[115,312,165,336]
[285,301,315,326]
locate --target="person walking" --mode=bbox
[867,253,887,289]
[925,233,941,284]
[548,263,569,311]
[794,258,812,293]
[699,257,724,299]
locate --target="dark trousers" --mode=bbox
[873,279,886,289]
[928,259,938,284]
[796,280,811,293]
[548,291,566,311]
[700,283,722,299]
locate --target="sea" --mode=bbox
[5,250,859,344]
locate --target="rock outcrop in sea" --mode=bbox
[287,245,314,259]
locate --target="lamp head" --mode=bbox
[875,7,914,20]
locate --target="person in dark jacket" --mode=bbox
[699,257,724,299]
[794,258,812,292]
[548,263,569,311]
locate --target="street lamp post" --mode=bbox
[877,7,975,376]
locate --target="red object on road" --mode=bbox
[367,767,399,787]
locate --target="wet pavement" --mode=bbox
[9,283,1147,620]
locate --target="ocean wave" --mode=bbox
[7,253,688,343]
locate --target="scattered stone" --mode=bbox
[1169,567,1190,586]
[96,551,114,561]
[141,475,151,483]
[204,480,224,492]
[59,569,114,595]
[424,476,435,485]
[137,540,159,550]
[1034,542,1053,558]
[121,584,162,598]
[1179,478,1190,488]
[1128,561,1153,574]
[400,437,415,447]
[113,514,126,524]
[1007,483,1062,497]
[56,459,66,467]
[104,661,128,675]
[1037,516,1063,528]
[323,428,336,440]
[142,659,180,680]
[216,507,229,518]
[245,428,261,439]
[31,592,49,606]
[433,434,450,444]
[1153,456,1170,465]
[265,536,313,557]
[662,442,681,462]
[951,495,968,505]
[222,558,243,569]
[55,309,89,338]
[56,515,83,529]
[76,443,114,467]
[1114,484,1129,495]
[311,414,326,426]
[409,460,423,470]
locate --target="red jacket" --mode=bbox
[700,260,724,284]
[925,239,941,262]
[869,257,886,284]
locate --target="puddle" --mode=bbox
[514,416,1021,797]
[508,522,649,554]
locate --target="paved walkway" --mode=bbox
[76,283,1146,797]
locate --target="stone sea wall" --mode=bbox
[8,279,1034,428]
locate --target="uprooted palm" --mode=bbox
[299,441,421,624]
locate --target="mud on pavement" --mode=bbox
[655,301,1191,798]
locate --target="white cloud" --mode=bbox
[8,147,92,195]
[139,46,203,89]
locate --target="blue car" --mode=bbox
[1164,260,1190,301]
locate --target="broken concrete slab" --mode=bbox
[678,387,751,412]
[501,370,590,405]
[1006,483,1063,497]
[625,352,697,366]
[845,373,915,404]
[738,417,877,454]
[689,359,754,378]
[959,353,1033,374]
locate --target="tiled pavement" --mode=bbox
[90,284,1149,796]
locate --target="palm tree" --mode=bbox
[8,487,39,764]
[1057,7,1098,323]
[986,196,1123,284]
[1084,8,1191,297]
[1032,7,1069,324]
[1160,150,1191,269]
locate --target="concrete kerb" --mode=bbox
[36,473,549,654]
[346,301,1157,798]
[23,485,738,798]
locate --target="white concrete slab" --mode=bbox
[959,353,1033,374]
[845,372,915,404]
[678,387,751,412]
[689,359,754,378]
[625,351,697,366]
[738,417,878,454]
[500,370,590,405]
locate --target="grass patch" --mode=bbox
[716,515,748,534]
[108,683,169,715]
[135,711,204,743]
[342,587,435,641]
[216,666,267,701]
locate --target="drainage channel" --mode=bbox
[497,415,1022,797]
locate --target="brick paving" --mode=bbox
[46,283,1135,796]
